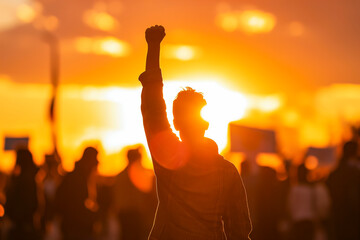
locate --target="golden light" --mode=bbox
[75,37,130,57]
[240,10,276,33]
[164,45,199,61]
[226,152,246,172]
[57,79,248,173]
[257,95,282,112]
[256,153,285,173]
[83,10,117,31]
[282,109,300,127]
[300,121,330,148]
[317,84,360,122]
[175,46,195,61]
[2,77,360,176]
[0,78,253,174]
[16,4,37,23]
[217,9,276,34]
[305,155,319,170]
[0,75,12,84]
[100,38,129,56]
[248,16,266,28]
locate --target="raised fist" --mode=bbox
[145,25,166,45]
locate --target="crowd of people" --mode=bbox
[241,137,360,240]
[0,146,157,240]
[0,137,359,240]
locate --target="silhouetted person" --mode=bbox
[326,141,360,240]
[96,176,116,240]
[55,147,99,240]
[252,166,281,240]
[113,148,156,240]
[5,149,39,240]
[139,25,251,239]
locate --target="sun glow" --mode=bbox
[0,76,247,174]
[2,78,360,175]
[0,75,247,175]
[163,78,248,151]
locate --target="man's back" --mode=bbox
[139,25,251,240]
[148,138,249,239]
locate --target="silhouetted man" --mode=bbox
[326,141,360,240]
[114,148,157,240]
[5,149,39,240]
[55,147,99,240]
[139,25,252,240]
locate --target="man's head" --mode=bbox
[173,87,209,143]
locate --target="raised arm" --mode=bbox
[145,25,165,71]
[139,26,187,170]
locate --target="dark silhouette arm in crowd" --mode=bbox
[140,25,186,170]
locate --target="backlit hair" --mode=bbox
[173,87,206,120]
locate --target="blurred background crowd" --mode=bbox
[0,131,360,240]
[1,0,360,239]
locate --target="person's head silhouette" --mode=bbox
[15,148,38,177]
[342,141,357,160]
[75,147,99,176]
[173,87,209,144]
[127,148,141,166]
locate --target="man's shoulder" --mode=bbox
[217,155,240,177]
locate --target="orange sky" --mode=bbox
[1,0,359,93]
[1,0,360,175]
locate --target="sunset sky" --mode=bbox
[1,0,359,92]
[0,0,360,174]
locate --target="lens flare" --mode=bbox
[16,4,37,23]
[217,9,276,34]
[83,10,117,31]
[164,45,199,61]
[75,37,130,57]
[240,10,276,33]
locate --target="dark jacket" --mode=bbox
[139,69,252,240]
